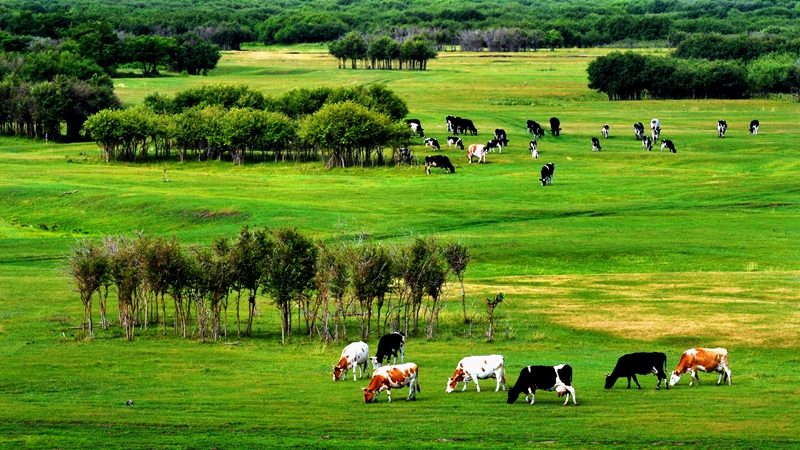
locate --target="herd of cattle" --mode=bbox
[407,116,761,186]
[332,332,732,404]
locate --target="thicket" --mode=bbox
[68,228,473,344]
[84,83,413,167]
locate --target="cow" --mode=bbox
[530,140,538,159]
[362,363,420,403]
[494,128,507,141]
[467,144,488,164]
[460,118,478,135]
[669,348,731,387]
[486,139,504,154]
[445,355,506,393]
[373,332,405,366]
[332,341,370,382]
[750,119,759,135]
[424,155,455,174]
[398,147,413,165]
[539,162,555,186]
[660,139,676,153]
[507,364,576,406]
[591,137,602,152]
[446,115,457,132]
[527,120,545,138]
[717,120,727,138]
[651,118,661,141]
[604,352,669,390]
[424,137,440,150]
[405,119,424,137]
[550,117,561,136]
[634,122,645,140]
[642,136,652,151]
[447,136,464,150]
[601,124,610,139]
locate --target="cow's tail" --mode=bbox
[416,370,421,393]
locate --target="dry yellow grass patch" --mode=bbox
[466,271,800,346]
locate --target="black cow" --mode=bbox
[660,139,676,153]
[424,137,440,150]
[446,115,457,133]
[602,124,610,139]
[642,136,652,151]
[527,120,545,138]
[549,117,561,137]
[717,120,727,138]
[406,119,424,137]
[604,352,669,390]
[374,332,405,366]
[750,119,759,135]
[507,364,577,405]
[447,136,464,150]
[424,155,455,174]
[591,137,602,152]
[634,122,645,140]
[494,128,507,141]
[398,147,413,165]
[540,162,555,186]
[457,118,478,135]
[529,140,538,159]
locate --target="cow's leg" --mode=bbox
[527,387,535,405]
[695,370,701,385]
[461,380,467,392]
[626,377,631,389]
[717,369,724,386]
[495,374,501,392]
[407,382,415,401]
[725,366,732,385]
[566,386,577,405]
[400,347,404,364]
[632,374,641,389]
[473,377,480,392]
[386,389,391,403]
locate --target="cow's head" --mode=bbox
[445,369,465,393]
[603,373,616,389]
[669,371,682,386]
[332,365,344,381]
[361,387,377,403]
[370,356,381,370]
[507,388,522,404]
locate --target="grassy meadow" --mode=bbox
[1,46,800,448]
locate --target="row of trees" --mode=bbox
[458,28,564,52]
[328,32,437,70]
[68,228,472,344]
[587,51,800,100]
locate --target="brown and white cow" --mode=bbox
[669,348,731,387]
[362,363,420,403]
[332,341,369,381]
[467,144,488,164]
[446,355,506,393]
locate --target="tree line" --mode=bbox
[68,228,474,345]
[84,83,414,167]
[587,51,800,100]
[328,32,437,70]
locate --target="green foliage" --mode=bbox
[67,21,124,74]
[747,52,800,95]
[125,35,176,75]
[169,32,221,75]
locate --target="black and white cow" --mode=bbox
[717,120,727,138]
[398,147,413,165]
[527,120,545,139]
[634,122,645,140]
[750,119,759,135]
[447,136,464,150]
[424,155,455,174]
[406,119,424,137]
[529,140,538,159]
[372,332,406,367]
[446,115,457,133]
[494,128,507,141]
[642,136,652,151]
[660,139,676,153]
[604,352,669,390]
[651,118,661,141]
[458,118,478,135]
[550,117,561,137]
[591,137,602,152]
[424,137,440,150]
[539,162,555,186]
[601,124,610,139]
[486,139,504,154]
[507,364,577,406]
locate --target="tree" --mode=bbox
[443,241,470,323]
[547,29,564,51]
[340,31,367,69]
[68,22,125,74]
[125,35,176,75]
[230,226,270,337]
[170,33,221,75]
[67,239,109,339]
[486,292,504,341]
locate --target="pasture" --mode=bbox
[1,47,800,448]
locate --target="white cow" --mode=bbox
[651,118,661,141]
[446,355,506,393]
[332,341,369,381]
[467,144,488,164]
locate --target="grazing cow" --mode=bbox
[642,136,652,151]
[362,363,420,403]
[486,139,504,154]
[669,348,732,387]
[467,144,488,164]
[530,140,538,159]
[459,118,478,135]
[507,364,576,406]
[602,124,610,139]
[406,119,424,137]
[550,117,561,136]
[604,352,669,390]
[424,137,440,150]
[750,119,759,135]
[332,341,369,382]
[446,115,456,132]
[660,139,676,153]
[494,128,507,141]
[373,332,405,366]
[651,118,661,141]
[527,120,545,138]
[447,136,464,150]
[591,137,602,152]
[424,155,455,174]
[398,147,413,165]
[446,355,506,393]
[717,120,727,138]
[539,162,555,186]
[634,122,645,140]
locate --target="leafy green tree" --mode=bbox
[67,239,109,339]
[68,22,124,74]
[125,35,176,75]
[340,31,367,69]
[547,29,564,51]
[169,32,221,75]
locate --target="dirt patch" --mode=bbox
[181,209,244,221]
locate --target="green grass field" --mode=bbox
[1,47,800,448]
